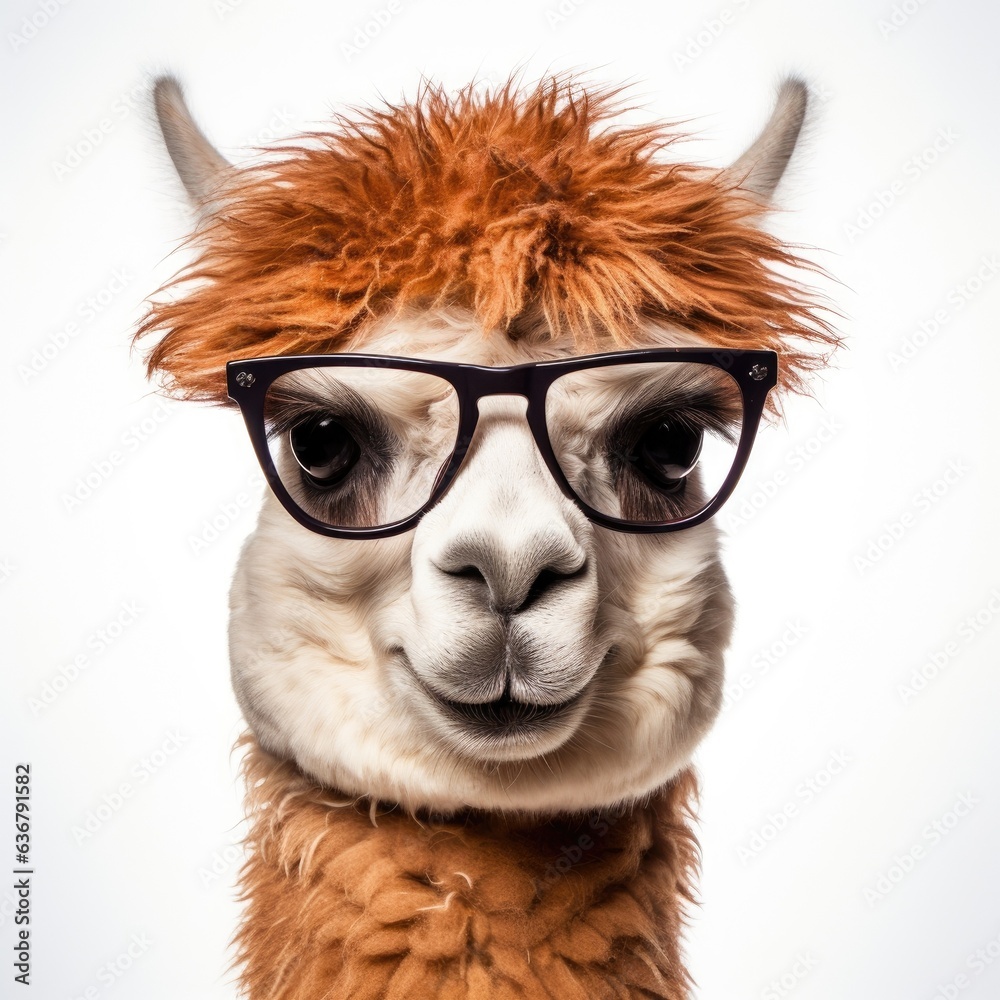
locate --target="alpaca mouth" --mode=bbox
[434,687,582,735]
[392,645,595,756]
[397,651,586,745]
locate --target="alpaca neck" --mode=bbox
[236,738,698,1000]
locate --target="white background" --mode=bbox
[3,1,999,998]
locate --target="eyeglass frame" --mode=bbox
[226,347,778,539]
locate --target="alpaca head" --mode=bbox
[140,77,835,814]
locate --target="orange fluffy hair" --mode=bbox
[236,737,699,999]
[136,77,837,403]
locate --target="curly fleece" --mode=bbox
[136,77,837,406]
[236,739,699,1000]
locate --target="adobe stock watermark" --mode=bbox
[544,0,587,27]
[214,0,248,19]
[188,471,264,555]
[28,601,143,715]
[761,952,819,1000]
[50,81,149,180]
[722,620,809,711]
[863,791,978,907]
[61,399,175,512]
[358,691,392,726]
[536,810,624,891]
[197,842,244,888]
[17,267,134,383]
[737,750,852,863]
[843,127,958,243]
[725,414,843,530]
[853,458,970,575]
[8,0,73,52]
[234,607,329,678]
[69,933,153,999]
[341,0,402,62]
[811,82,834,106]
[877,0,934,39]
[896,587,1000,705]
[71,731,190,845]
[673,0,753,71]
[932,926,1000,1000]
[888,254,999,372]
[0,887,20,928]
[241,107,298,148]
[0,557,14,586]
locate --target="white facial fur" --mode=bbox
[228,310,734,814]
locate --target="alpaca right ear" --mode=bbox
[721,78,808,200]
[153,76,232,209]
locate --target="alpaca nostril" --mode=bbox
[445,565,486,581]
[493,564,586,617]
[439,558,587,617]
[441,563,489,594]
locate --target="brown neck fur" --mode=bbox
[236,738,699,999]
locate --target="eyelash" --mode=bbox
[620,403,734,448]
[265,403,383,451]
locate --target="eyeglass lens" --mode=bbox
[545,362,743,525]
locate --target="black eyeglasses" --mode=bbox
[226,348,777,539]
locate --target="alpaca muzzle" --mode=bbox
[398,615,604,761]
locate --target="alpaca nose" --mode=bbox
[407,398,600,708]
[434,528,588,616]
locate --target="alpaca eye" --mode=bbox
[632,419,704,491]
[289,414,360,487]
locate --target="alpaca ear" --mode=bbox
[153,76,232,208]
[722,78,808,199]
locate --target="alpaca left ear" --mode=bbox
[722,78,808,199]
[153,76,232,208]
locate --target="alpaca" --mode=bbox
[138,75,836,999]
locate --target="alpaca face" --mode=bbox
[228,313,735,812]
[141,76,836,814]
